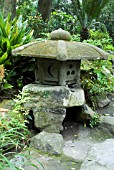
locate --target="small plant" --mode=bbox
[0,13,33,65]
[104,44,114,51]
[90,113,101,128]
[0,65,13,92]
[71,34,80,42]
[0,91,31,169]
[81,59,114,108]
[83,30,112,49]
[0,12,34,90]
[48,10,77,33]
[0,90,45,169]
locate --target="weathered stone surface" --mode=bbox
[50,28,71,41]
[35,58,81,86]
[80,139,114,170]
[22,84,85,109]
[76,104,95,122]
[5,149,80,170]
[30,131,64,155]
[63,141,92,162]
[12,28,108,61]
[100,116,114,135]
[97,96,110,108]
[33,108,66,133]
[22,84,84,133]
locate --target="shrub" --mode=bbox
[81,60,114,108]
[83,30,112,49]
[0,92,30,169]
[90,113,101,128]
[0,13,34,91]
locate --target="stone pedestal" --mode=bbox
[33,108,66,133]
[22,84,85,133]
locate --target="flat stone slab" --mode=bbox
[100,116,114,135]
[80,139,114,170]
[22,84,85,109]
[6,149,80,170]
[12,37,108,61]
[30,131,64,155]
[63,141,92,162]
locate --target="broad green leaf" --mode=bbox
[10,29,19,46]
[0,49,3,57]
[6,39,11,54]
[17,15,23,30]
[0,52,8,64]
[4,59,11,66]
[5,20,11,38]
[0,13,7,37]
[1,38,8,52]
[3,83,13,89]
[14,29,24,44]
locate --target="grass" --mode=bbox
[0,90,45,170]
[0,104,30,169]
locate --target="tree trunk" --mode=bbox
[0,0,4,12]
[3,0,16,19]
[37,0,52,22]
[80,28,90,42]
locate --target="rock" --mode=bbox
[10,155,27,168]
[0,108,9,117]
[100,116,114,135]
[5,148,79,170]
[22,84,85,132]
[76,104,95,122]
[0,99,14,110]
[30,131,64,155]
[33,108,66,133]
[80,139,114,170]
[22,84,85,109]
[97,96,110,108]
[82,104,95,118]
[50,28,71,41]
[63,140,92,162]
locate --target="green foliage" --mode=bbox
[28,14,48,38]
[17,0,46,38]
[0,12,34,90]
[81,60,114,108]
[0,91,45,169]
[90,30,110,39]
[0,94,30,152]
[0,92,29,169]
[83,30,113,49]
[71,34,80,42]
[48,10,78,34]
[24,10,79,38]
[17,0,37,21]
[0,154,21,170]
[0,13,33,65]
[0,65,13,92]
[104,45,114,51]
[99,1,113,35]
[72,30,114,108]
[71,0,110,29]
[0,113,29,169]
[90,113,101,128]
[0,114,29,151]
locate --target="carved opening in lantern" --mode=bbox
[35,58,81,86]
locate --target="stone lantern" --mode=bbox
[12,29,108,133]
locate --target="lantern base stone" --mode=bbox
[22,83,85,133]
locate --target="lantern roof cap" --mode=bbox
[12,29,108,61]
